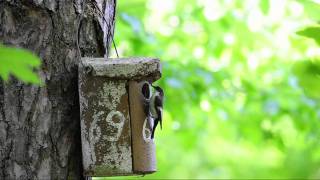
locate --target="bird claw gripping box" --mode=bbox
[78,57,161,177]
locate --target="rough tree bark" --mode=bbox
[0,0,116,179]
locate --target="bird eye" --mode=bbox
[141,82,151,99]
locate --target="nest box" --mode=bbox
[78,57,161,177]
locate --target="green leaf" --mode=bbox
[293,60,320,98]
[260,0,270,15]
[297,26,320,45]
[299,1,320,21]
[0,45,41,84]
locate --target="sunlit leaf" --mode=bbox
[260,0,270,15]
[297,26,320,45]
[293,60,320,98]
[0,45,41,84]
[299,1,320,21]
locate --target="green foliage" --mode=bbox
[107,0,320,178]
[293,60,320,99]
[0,44,41,84]
[260,0,270,15]
[295,24,320,99]
[297,26,320,45]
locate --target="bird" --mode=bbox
[149,85,164,139]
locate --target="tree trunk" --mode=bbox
[0,0,116,179]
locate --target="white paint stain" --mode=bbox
[142,117,153,143]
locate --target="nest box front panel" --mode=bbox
[79,76,132,176]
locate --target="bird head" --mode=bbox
[151,85,164,96]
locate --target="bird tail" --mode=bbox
[151,119,159,139]
[151,127,155,139]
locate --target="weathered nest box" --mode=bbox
[78,57,161,177]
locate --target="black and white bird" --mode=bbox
[149,85,164,139]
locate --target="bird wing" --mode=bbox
[155,94,163,107]
[155,95,163,129]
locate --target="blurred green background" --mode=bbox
[110,0,320,179]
